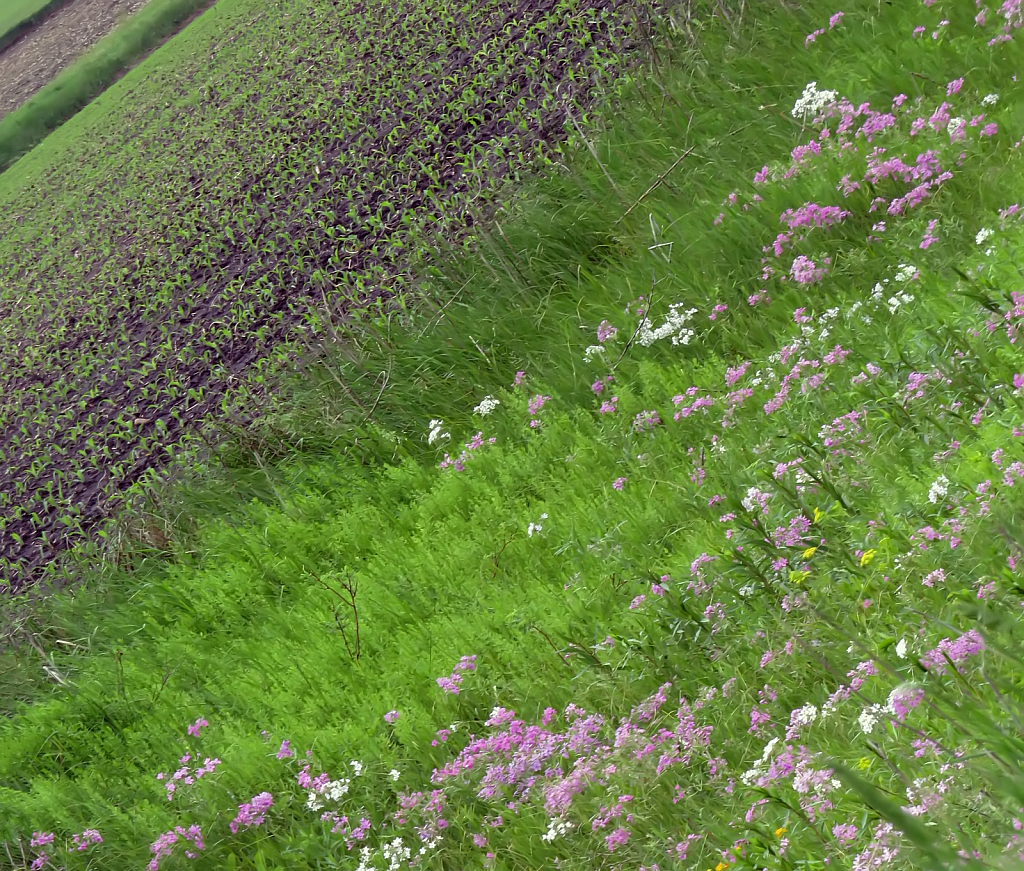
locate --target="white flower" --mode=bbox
[928,475,949,504]
[791,704,818,727]
[350,760,364,776]
[427,419,450,445]
[390,768,401,781]
[895,638,908,659]
[306,790,324,812]
[636,303,698,347]
[527,513,548,537]
[887,292,914,314]
[894,263,918,282]
[976,227,994,245]
[947,117,966,137]
[792,81,839,121]
[541,817,575,842]
[583,344,606,363]
[982,93,999,106]
[858,705,885,734]
[473,395,500,415]
[325,778,351,801]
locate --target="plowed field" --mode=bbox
[0,0,649,589]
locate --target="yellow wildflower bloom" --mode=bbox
[775,827,787,838]
[860,549,877,567]
[802,546,817,559]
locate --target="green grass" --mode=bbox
[0,0,66,52]
[4,1,1024,871]
[0,0,215,172]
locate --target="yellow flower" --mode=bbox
[716,863,728,871]
[813,507,824,523]
[857,756,872,770]
[859,549,877,567]
[775,826,787,838]
[802,546,817,560]
[789,570,810,585]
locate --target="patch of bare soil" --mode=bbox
[0,0,149,121]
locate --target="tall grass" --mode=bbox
[4,1,1024,870]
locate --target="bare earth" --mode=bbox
[0,0,149,121]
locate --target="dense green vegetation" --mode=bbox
[5,1,1024,871]
[0,0,66,52]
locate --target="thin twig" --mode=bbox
[613,144,696,228]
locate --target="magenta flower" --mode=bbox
[384,710,401,724]
[597,320,618,342]
[612,477,628,490]
[186,717,209,738]
[276,740,294,760]
[790,255,828,284]
[229,792,274,834]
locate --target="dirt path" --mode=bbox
[0,0,150,121]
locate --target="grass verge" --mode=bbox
[4,1,1024,870]
[0,0,216,173]
[0,0,70,54]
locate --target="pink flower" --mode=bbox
[229,792,273,834]
[384,710,400,724]
[629,594,646,610]
[606,828,631,852]
[276,740,294,759]
[613,477,628,490]
[187,717,209,737]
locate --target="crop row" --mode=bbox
[0,0,658,588]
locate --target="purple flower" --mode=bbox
[612,477,628,490]
[384,710,400,724]
[229,792,273,834]
[187,717,209,738]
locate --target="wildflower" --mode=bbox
[229,792,273,833]
[597,320,618,342]
[927,475,949,504]
[427,419,450,445]
[792,82,839,121]
[895,638,908,659]
[473,396,500,415]
[857,706,884,734]
[350,760,364,776]
[629,594,646,610]
[276,740,294,759]
[982,93,999,106]
[583,345,606,363]
[527,513,548,537]
[71,830,102,852]
[833,823,858,845]
[636,303,699,346]
[541,818,574,842]
[390,769,401,781]
[512,370,525,387]
[976,227,994,244]
[187,717,209,737]
[384,710,400,724]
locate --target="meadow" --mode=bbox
[4,0,1024,871]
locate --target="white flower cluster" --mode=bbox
[895,638,908,659]
[928,474,949,504]
[741,737,781,786]
[887,291,915,314]
[427,419,450,445]
[976,227,994,244]
[982,93,999,106]
[947,117,966,137]
[527,513,548,537]
[792,81,839,121]
[583,345,606,363]
[790,703,818,728]
[473,395,500,415]
[350,760,364,776]
[541,817,575,842]
[858,704,886,734]
[636,303,698,347]
[894,263,918,282]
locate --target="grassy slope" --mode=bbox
[0,0,57,42]
[0,0,217,172]
[4,1,1024,871]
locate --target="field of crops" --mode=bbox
[0,0,643,590]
